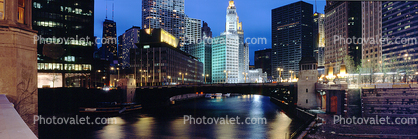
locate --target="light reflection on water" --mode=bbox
[92,95,302,139]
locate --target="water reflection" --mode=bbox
[43,95,302,139]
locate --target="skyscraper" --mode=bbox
[324,1,362,74]
[130,28,203,86]
[142,0,186,51]
[382,2,418,73]
[255,49,272,77]
[118,26,141,68]
[313,12,325,68]
[184,17,201,53]
[188,21,212,83]
[272,1,313,79]
[202,21,212,39]
[212,0,243,84]
[362,1,382,72]
[34,0,95,88]
[237,16,249,83]
[102,19,117,61]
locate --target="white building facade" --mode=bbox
[184,17,202,53]
[212,0,248,84]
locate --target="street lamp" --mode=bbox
[202,74,209,84]
[277,68,283,82]
[242,72,248,83]
[168,76,172,85]
[95,70,101,88]
[289,70,294,82]
[179,72,187,84]
[224,70,230,84]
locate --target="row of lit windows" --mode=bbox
[38,63,91,71]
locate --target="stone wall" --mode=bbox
[0,26,38,135]
[362,87,418,117]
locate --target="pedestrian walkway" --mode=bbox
[0,94,37,139]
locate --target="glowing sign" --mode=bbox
[160,29,179,48]
[143,45,150,49]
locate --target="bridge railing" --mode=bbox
[137,83,278,89]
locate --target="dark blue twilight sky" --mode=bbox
[94,0,326,65]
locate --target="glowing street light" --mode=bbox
[179,72,187,84]
[289,70,294,81]
[277,68,283,82]
[202,74,209,84]
[224,70,230,84]
[242,72,248,83]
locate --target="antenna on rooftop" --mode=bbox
[105,1,108,19]
[112,3,114,20]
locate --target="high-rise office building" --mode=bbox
[237,16,249,83]
[362,1,382,72]
[382,2,418,72]
[272,1,313,79]
[130,28,203,86]
[212,0,245,84]
[313,12,325,68]
[142,0,186,51]
[212,34,239,84]
[255,49,272,77]
[102,19,117,61]
[184,17,201,53]
[188,21,212,83]
[34,0,95,88]
[202,21,212,39]
[324,1,362,74]
[118,26,141,68]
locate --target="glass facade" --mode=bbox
[255,49,272,77]
[272,1,314,79]
[382,2,418,73]
[33,0,95,88]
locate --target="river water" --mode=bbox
[40,95,303,139]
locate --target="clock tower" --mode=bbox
[226,0,238,34]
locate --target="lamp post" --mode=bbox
[102,76,106,87]
[202,74,209,84]
[168,76,172,85]
[179,72,187,84]
[277,68,283,82]
[95,70,101,88]
[224,70,230,84]
[242,72,248,83]
[289,70,294,81]
[404,53,409,83]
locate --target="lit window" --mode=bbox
[0,0,3,19]
[18,0,25,23]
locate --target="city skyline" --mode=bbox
[94,0,327,65]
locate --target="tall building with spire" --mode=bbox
[212,0,248,83]
[102,19,117,61]
[142,0,186,51]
